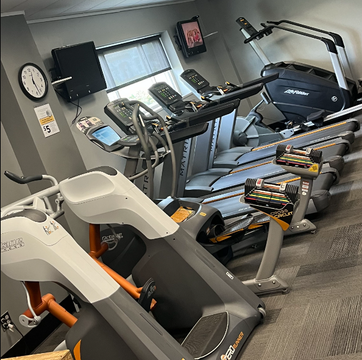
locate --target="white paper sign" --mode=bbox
[34,104,60,138]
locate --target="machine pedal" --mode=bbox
[182,312,228,358]
[138,278,156,311]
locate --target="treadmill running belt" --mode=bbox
[214,119,358,167]
[210,142,345,193]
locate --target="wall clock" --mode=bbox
[18,63,48,100]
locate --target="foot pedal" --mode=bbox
[138,278,156,311]
[182,312,228,359]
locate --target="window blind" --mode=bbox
[97,36,171,93]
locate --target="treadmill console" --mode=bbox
[181,69,266,103]
[104,98,138,134]
[148,82,187,115]
[76,116,139,152]
[149,82,216,115]
[148,82,183,106]
[180,69,210,93]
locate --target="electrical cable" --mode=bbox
[130,104,154,199]
[152,111,178,198]
[20,282,42,325]
[128,136,160,181]
[53,88,82,125]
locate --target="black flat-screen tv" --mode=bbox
[51,41,106,101]
[176,17,207,58]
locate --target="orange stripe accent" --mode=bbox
[252,122,347,151]
[314,143,336,150]
[210,235,231,243]
[230,160,272,174]
[255,209,290,231]
[73,340,82,360]
[273,218,290,231]
[230,140,336,175]
[247,223,265,229]
[204,192,245,204]
[279,177,301,184]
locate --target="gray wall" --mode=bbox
[1,14,88,355]
[28,2,227,172]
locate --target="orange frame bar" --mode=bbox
[88,224,156,310]
[23,282,77,328]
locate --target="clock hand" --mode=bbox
[31,74,41,93]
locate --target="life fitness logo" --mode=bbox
[220,331,244,360]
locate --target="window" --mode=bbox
[97,36,180,109]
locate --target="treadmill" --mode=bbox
[102,93,355,224]
[147,81,359,200]
[179,68,361,168]
[76,99,329,265]
[98,99,351,263]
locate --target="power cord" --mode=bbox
[53,88,83,125]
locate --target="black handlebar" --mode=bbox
[4,171,43,184]
[255,23,338,54]
[266,19,345,47]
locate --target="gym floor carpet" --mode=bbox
[229,112,362,360]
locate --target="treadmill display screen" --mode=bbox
[92,126,121,146]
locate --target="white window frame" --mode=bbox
[97,35,181,111]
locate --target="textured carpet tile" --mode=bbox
[293,299,342,360]
[328,295,362,357]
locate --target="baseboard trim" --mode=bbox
[1,295,76,358]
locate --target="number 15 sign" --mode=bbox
[34,104,60,138]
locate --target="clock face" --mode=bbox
[19,63,48,100]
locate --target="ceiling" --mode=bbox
[1,0,193,22]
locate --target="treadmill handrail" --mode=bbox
[239,72,278,89]
[215,83,263,103]
[170,99,240,126]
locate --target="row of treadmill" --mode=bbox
[2,18,362,360]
